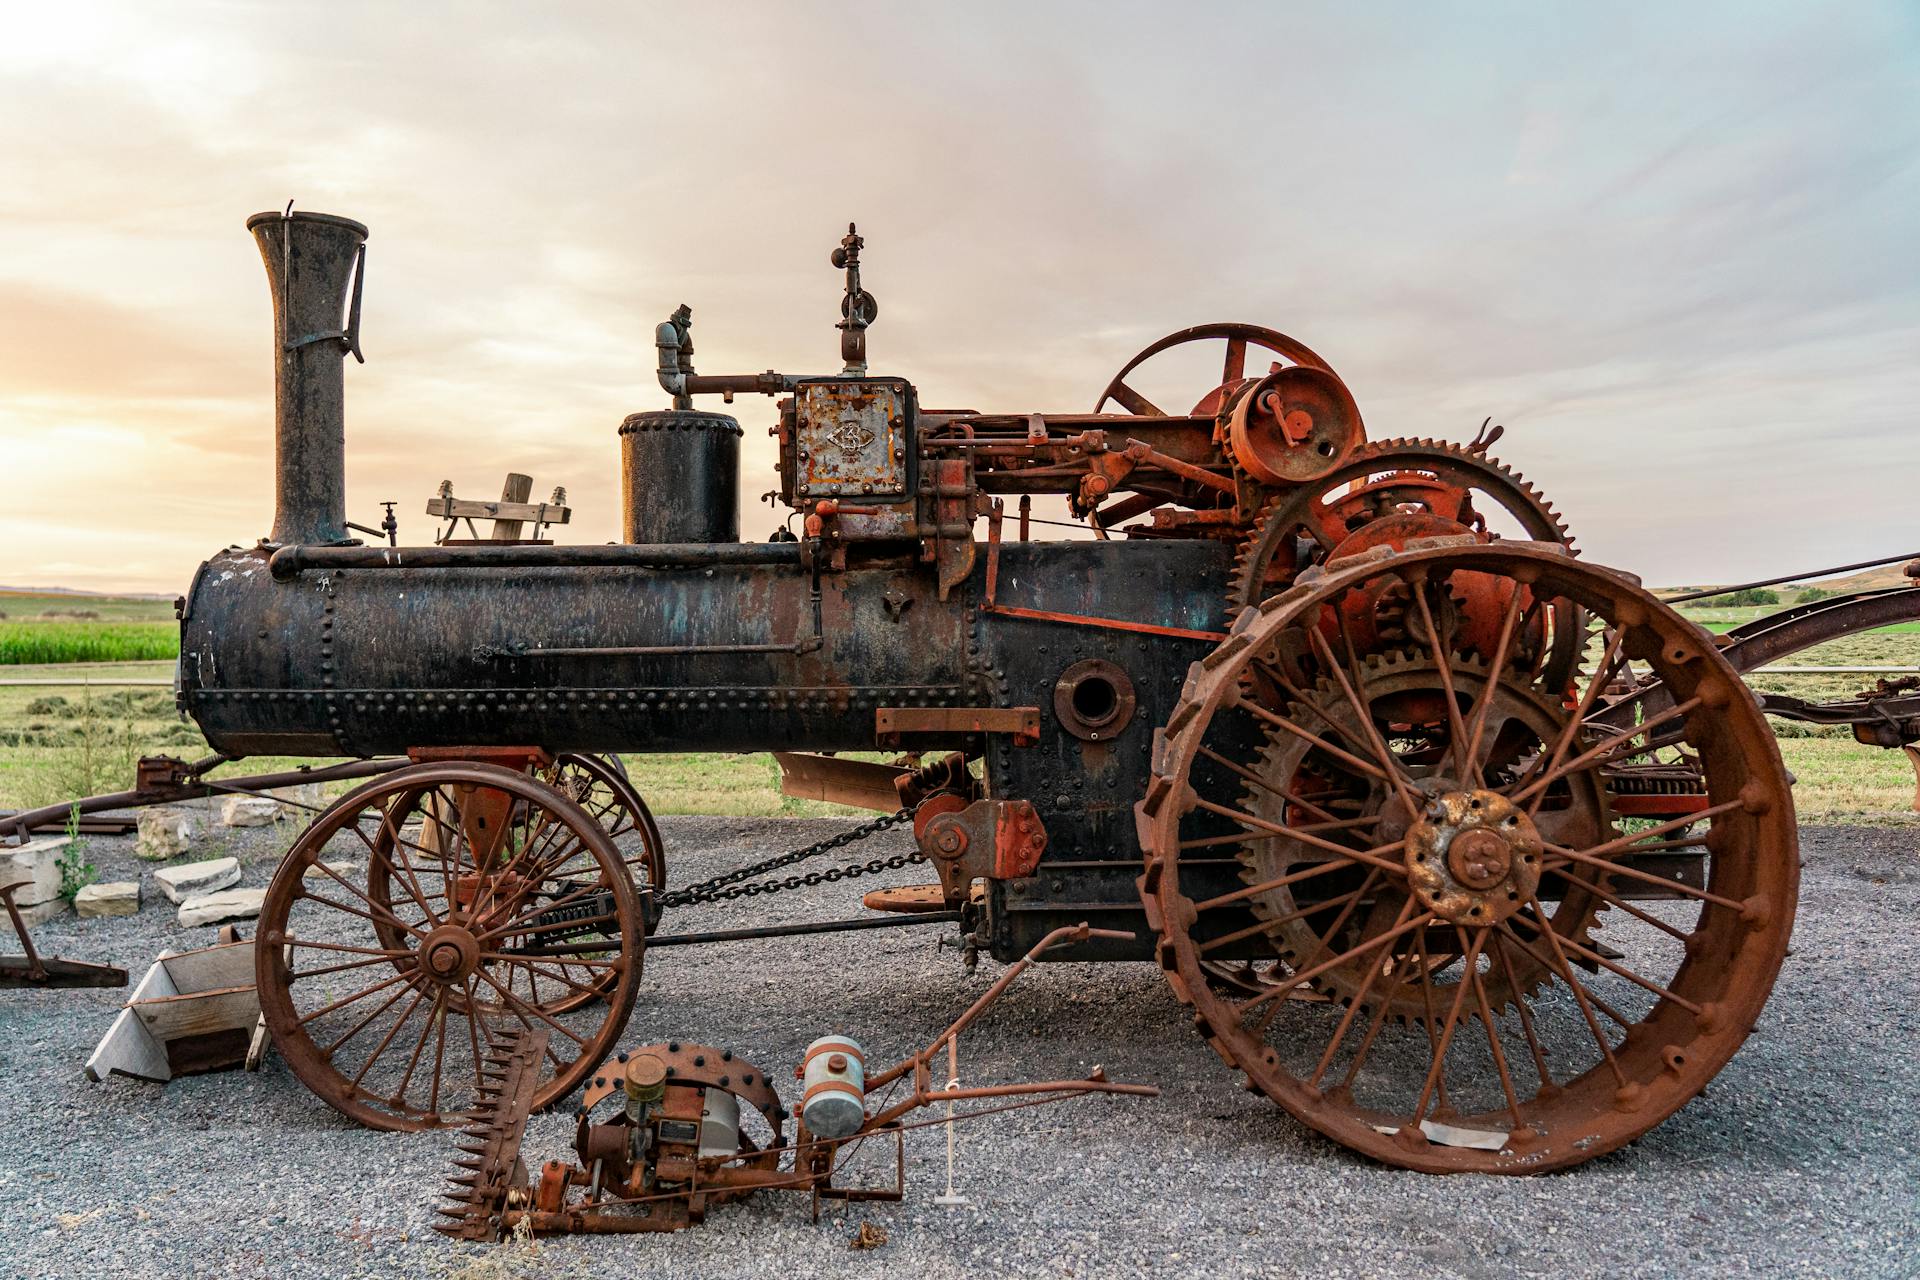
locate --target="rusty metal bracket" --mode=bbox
[876,707,1040,748]
[917,798,1048,903]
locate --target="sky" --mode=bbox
[1,2,1916,593]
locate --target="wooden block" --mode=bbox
[159,939,254,993]
[133,985,260,1041]
[491,472,533,541]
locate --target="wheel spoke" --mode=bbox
[1464,926,1526,1130]
[1491,931,1554,1091]
[1240,699,1392,784]
[1512,696,1703,809]
[349,986,427,1089]
[1543,864,1692,943]
[1222,335,1247,385]
[1509,627,1627,800]
[297,969,415,1030]
[1498,907,1628,1084]
[1188,795,1403,876]
[289,953,406,982]
[1307,895,1417,1086]
[1459,587,1526,774]
[1507,911,1702,1015]
[1407,927,1488,1125]
[1197,883,1369,955]
[301,887,428,940]
[1543,838,1746,912]
[1234,907,1437,1018]
[1307,626,1419,814]
[1109,380,1164,417]
[1197,745,1344,825]
[1410,586,1480,786]
[472,969,591,1048]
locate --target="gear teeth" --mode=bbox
[432,1027,546,1249]
[1226,438,1577,622]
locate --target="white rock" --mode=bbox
[75,880,140,918]
[270,782,326,819]
[302,860,361,881]
[153,856,241,904]
[178,888,267,928]
[136,808,194,861]
[219,794,282,828]
[0,835,72,907]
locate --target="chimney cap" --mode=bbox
[245,209,368,238]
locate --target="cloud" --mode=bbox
[1,2,1917,590]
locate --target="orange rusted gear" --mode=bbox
[1226,438,1581,691]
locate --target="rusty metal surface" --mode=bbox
[434,1026,547,1241]
[875,706,1041,748]
[792,379,911,501]
[918,798,1048,902]
[247,209,366,547]
[619,410,742,543]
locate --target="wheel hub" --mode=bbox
[421,924,481,983]
[1404,789,1542,924]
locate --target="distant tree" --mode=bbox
[1719,587,1780,607]
[1796,586,1835,603]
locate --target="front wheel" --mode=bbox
[256,761,642,1132]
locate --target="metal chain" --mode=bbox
[658,808,917,909]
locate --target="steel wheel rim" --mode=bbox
[1095,322,1338,416]
[532,753,663,1012]
[547,752,666,893]
[258,762,641,1132]
[1137,542,1797,1173]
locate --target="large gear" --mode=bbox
[1226,439,1583,692]
[1233,650,1614,1022]
[1226,438,1575,621]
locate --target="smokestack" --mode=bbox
[247,209,368,546]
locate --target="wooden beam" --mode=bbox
[423,497,572,524]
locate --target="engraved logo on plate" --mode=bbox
[827,413,876,458]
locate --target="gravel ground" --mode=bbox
[1,814,1916,1279]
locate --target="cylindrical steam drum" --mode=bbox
[619,409,741,543]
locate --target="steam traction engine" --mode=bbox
[176,210,1797,1180]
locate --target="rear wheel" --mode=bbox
[1137,542,1797,1172]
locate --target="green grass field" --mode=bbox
[0,620,178,664]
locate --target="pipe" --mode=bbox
[247,209,368,547]
[1663,550,1920,604]
[268,540,806,579]
[2,756,406,846]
